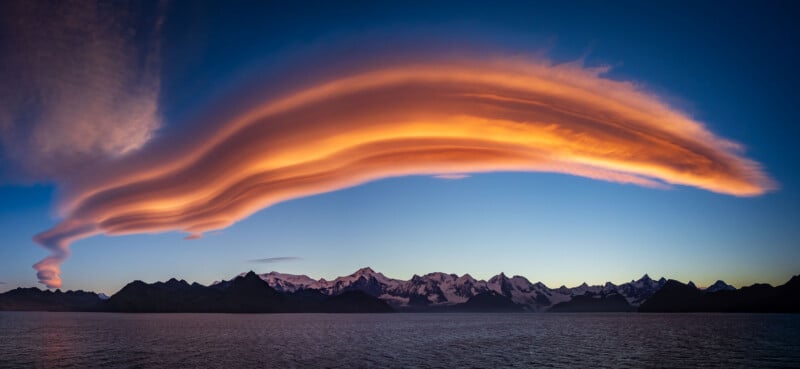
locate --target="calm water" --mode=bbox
[1,312,799,368]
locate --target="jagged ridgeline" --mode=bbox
[1,269,797,313]
[253,268,670,312]
[0,272,392,313]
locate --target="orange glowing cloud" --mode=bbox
[32,58,774,288]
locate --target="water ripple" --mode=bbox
[1,312,798,368]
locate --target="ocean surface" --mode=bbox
[1,312,799,368]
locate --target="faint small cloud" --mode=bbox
[184,231,223,240]
[0,281,6,284]
[433,173,470,180]
[248,256,302,264]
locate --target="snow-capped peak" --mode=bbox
[258,271,321,292]
[456,273,477,284]
[246,268,671,311]
[354,267,376,275]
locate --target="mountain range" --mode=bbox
[0,268,796,313]
[639,277,800,313]
[0,272,392,313]
[244,267,673,311]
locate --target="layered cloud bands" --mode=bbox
[33,59,773,287]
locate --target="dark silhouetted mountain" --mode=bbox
[287,289,331,313]
[706,280,736,292]
[104,271,392,313]
[609,274,667,306]
[320,291,394,313]
[548,292,635,312]
[106,277,222,312]
[639,276,800,313]
[452,291,525,312]
[0,288,103,311]
[3,271,796,314]
[217,271,291,313]
[637,280,703,312]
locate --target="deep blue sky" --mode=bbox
[1,1,798,293]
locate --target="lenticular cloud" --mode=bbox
[32,57,774,288]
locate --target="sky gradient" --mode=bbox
[1,1,798,294]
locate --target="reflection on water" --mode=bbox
[1,312,799,368]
